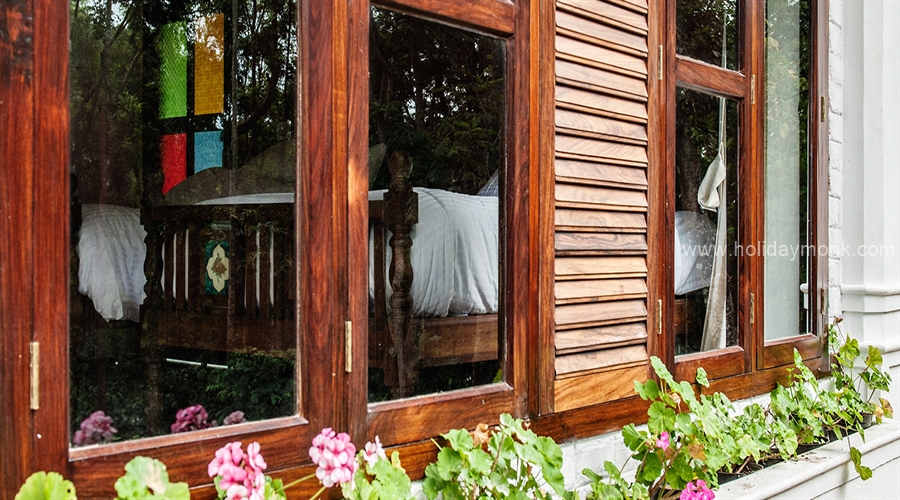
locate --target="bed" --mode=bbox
[76,146,501,397]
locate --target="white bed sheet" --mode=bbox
[78,204,147,322]
[368,188,499,317]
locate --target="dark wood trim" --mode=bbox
[763,335,823,368]
[532,395,651,443]
[375,0,515,36]
[758,0,829,370]
[674,347,745,383]
[675,56,746,100]
[507,0,532,421]
[646,0,665,367]
[661,0,676,369]
[702,356,828,402]
[347,0,371,442]
[535,0,557,416]
[367,385,515,444]
[31,0,71,475]
[0,0,38,493]
[69,418,315,497]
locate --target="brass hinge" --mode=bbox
[658,45,664,81]
[821,96,827,122]
[344,321,352,373]
[657,299,663,336]
[30,342,39,410]
[749,293,756,325]
[750,75,756,105]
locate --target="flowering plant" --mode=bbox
[209,442,284,500]
[172,404,215,433]
[72,410,117,446]
[583,357,789,500]
[423,414,568,499]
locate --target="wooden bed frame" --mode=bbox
[140,151,499,399]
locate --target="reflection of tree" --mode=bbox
[766,0,810,237]
[230,0,296,166]
[369,8,504,194]
[70,0,144,207]
[676,0,739,70]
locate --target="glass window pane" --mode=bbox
[764,0,811,341]
[677,0,740,71]
[368,7,505,401]
[674,88,739,354]
[69,0,298,445]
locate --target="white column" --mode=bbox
[839,0,900,410]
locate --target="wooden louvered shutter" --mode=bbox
[552,0,653,412]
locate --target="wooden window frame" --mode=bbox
[345,0,539,458]
[654,0,829,385]
[0,1,351,496]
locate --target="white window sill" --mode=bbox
[716,419,900,499]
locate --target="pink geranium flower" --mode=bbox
[308,427,359,488]
[680,479,715,500]
[656,431,670,451]
[209,441,268,500]
[362,436,388,467]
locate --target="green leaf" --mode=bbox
[640,452,663,483]
[429,448,463,481]
[15,472,76,500]
[622,424,645,451]
[114,456,189,500]
[369,458,414,499]
[866,345,883,368]
[467,447,493,475]
[647,401,676,434]
[443,428,474,452]
[635,379,660,401]
[696,367,709,388]
[850,447,873,480]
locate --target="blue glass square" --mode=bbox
[194,130,223,173]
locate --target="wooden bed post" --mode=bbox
[383,151,419,397]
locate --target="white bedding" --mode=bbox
[78,204,147,322]
[77,188,499,322]
[368,188,499,317]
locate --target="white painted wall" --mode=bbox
[836,0,900,412]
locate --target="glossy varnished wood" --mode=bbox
[377,0,515,35]
[0,1,38,495]
[29,0,70,479]
[362,0,530,446]
[535,0,559,417]
[555,322,647,354]
[553,365,648,411]
[675,56,746,100]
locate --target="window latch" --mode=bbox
[750,75,756,105]
[749,293,755,325]
[658,45,664,81]
[30,342,39,410]
[657,299,663,336]
[345,321,352,373]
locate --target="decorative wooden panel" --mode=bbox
[553,0,651,410]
